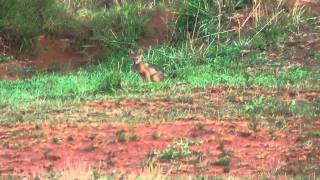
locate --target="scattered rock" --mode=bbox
[66,135,75,142]
[46,154,61,161]
[80,144,96,152]
[190,129,215,137]
[238,131,252,137]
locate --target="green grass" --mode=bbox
[1,43,319,105]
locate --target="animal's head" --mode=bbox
[129,49,143,65]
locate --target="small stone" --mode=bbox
[80,144,96,152]
[46,154,61,161]
[238,131,252,137]
[86,134,97,141]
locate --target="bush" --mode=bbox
[90,3,152,50]
[173,0,217,41]
[0,0,58,53]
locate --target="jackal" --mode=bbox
[129,49,164,82]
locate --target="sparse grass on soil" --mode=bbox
[0,0,320,179]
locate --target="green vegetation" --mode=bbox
[1,45,319,105]
[155,139,202,160]
[0,54,14,62]
[115,128,138,143]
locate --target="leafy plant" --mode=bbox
[91,3,151,50]
[309,131,320,137]
[213,155,230,166]
[196,122,205,130]
[154,139,202,160]
[115,129,127,142]
[0,54,14,62]
[0,0,64,53]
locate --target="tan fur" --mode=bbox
[129,49,164,82]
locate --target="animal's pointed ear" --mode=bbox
[129,49,135,55]
[137,48,143,55]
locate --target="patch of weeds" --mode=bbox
[91,3,151,50]
[43,147,52,158]
[176,95,193,104]
[115,129,127,143]
[31,129,44,138]
[262,21,288,44]
[120,108,132,118]
[0,174,20,180]
[195,122,205,130]
[249,18,289,50]
[213,155,230,166]
[250,34,267,50]
[241,93,319,123]
[225,92,238,103]
[241,95,296,131]
[51,137,61,144]
[223,166,230,173]
[0,139,4,148]
[268,129,280,140]
[242,95,268,116]
[289,100,318,120]
[142,150,158,168]
[114,98,121,107]
[309,131,320,137]
[91,166,101,180]
[267,116,288,131]
[45,164,57,179]
[0,54,14,62]
[47,63,61,73]
[114,127,138,143]
[160,108,190,122]
[188,151,203,165]
[35,123,41,130]
[95,72,122,94]
[22,66,36,75]
[2,111,24,124]
[247,117,258,132]
[7,64,23,76]
[173,0,219,41]
[104,151,115,167]
[9,129,28,137]
[154,139,202,161]
[212,142,232,173]
[0,0,65,54]
[307,50,320,61]
[128,127,138,141]
[11,141,22,149]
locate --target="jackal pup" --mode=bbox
[129,49,164,82]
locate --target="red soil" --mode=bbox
[0,60,32,80]
[0,9,171,80]
[138,10,172,47]
[32,36,84,71]
[0,118,312,177]
[1,87,319,176]
[0,36,93,80]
